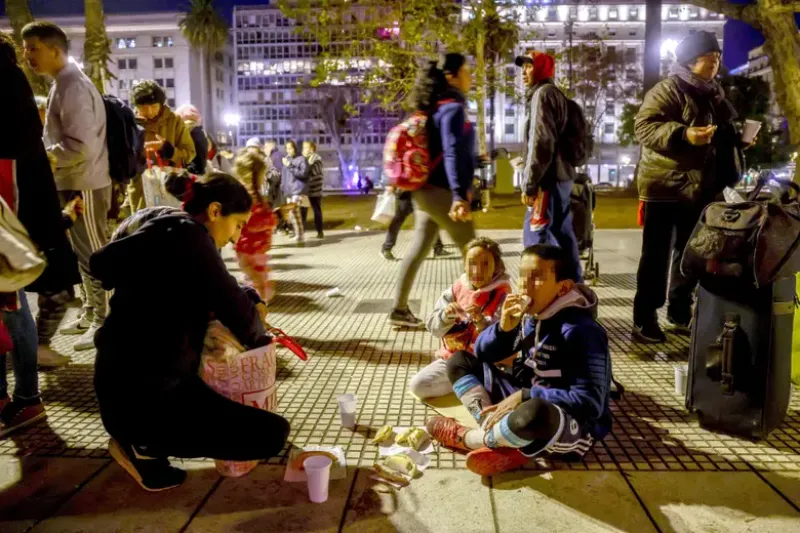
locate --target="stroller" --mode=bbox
[571,173,599,284]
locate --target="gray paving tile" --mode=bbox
[491,470,657,533]
[627,471,800,533]
[342,468,494,533]
[29,461,220,533]
[0,456,108,533]
[185,464,351,533]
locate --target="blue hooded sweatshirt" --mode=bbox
[474,284,612,440]
[426,89,476,203]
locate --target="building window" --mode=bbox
[547,7,557,20]
[589,7,598,21]
[604,123,615,134]
[547,31,556,38]
[118,58,127,70]
[154,58,163,69]
[166,36,174,47]
[118,79,126,89]
[628,30,637,37]
[668,7,679,19]
[155,78,164,87]
[165,78,175,88]
[609,8,618,20]
[116,37,136,49]
[505,107,515,117]
[153,36,162,47]
[629,8,639,20]
[505,124,515,135]
[569,7,577,20]
[165,58,174,69]
[168,98,176,108]
[689,8,699,19]
[128,58,137,70]
[625,48,637,62]
[216,69,224,82]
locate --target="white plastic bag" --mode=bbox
[141,166,183,208]
[371,191,397,225]
[723,187,744,204]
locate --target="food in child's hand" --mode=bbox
[384,454,419,478]
[395,428,428,450]
[372,425,394,445]
[291,450,337,471]
[372,463,410,487]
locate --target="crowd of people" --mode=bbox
[0,21,751,489]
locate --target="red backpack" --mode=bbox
[382,100,455,191]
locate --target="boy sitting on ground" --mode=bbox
[426,244,611,476]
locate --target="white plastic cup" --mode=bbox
[304,455,333,503]
[674,365,688,396]
[741,119,762,144]
[512,294,532,318]
[337,394,358,428]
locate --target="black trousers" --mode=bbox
[301,196,324,235]
[446,351,561,444]
[382,192,444,253]
[633,201,704,325]
[98,375,290,461]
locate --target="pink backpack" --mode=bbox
[382,100,455,191]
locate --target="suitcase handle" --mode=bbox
[719,313,740,395]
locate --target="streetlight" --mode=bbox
[619,155,631,165]
[224,113,240,149]
[661,39,678,59]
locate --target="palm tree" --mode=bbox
[83,0,113,95]
[180,0,229,140]
[4,0,49,95]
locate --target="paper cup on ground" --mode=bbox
[304,455,332,503]
[741,119,762,144]
[337,394,358,428]
[674,365,688,396]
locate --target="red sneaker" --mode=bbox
[0,400,47,439]
[466,447,530,476]
[425,416,471,452]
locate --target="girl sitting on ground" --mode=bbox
[233,150,277,305]
[410,237,512,399]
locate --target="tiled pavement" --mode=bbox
[2,229,800,532]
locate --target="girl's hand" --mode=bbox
[464,305,483,323]
[444,302,462,319]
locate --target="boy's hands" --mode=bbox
[480,390,524,430]
[63,196,83,223]
[500,294,527,332]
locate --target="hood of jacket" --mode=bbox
[457,272,512,294]
[536,283,598,321]
[91,207,194,291]
[137,105,181,141]
[306,152,322,166]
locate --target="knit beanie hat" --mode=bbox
[130,80,167,106]
[174,104,202,125]
[245,137,262,148]
[514,50,556,84]
[675,31,721,66]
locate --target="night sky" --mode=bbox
[1,0,793,70]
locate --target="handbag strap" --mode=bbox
[265,323,308,361]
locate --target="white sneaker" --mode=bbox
[59,316,91,335]
[73,325,100,352]
[37,345,70,368]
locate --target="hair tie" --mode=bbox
[182,175,198,206]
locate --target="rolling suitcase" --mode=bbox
[686,276,795,439]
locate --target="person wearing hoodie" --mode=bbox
[174,104,208,176]
[426,244,611,476]
[90,171,289,492]
[390,53,478,328]
[302,141,325,239]
[410,238,512,399]
[126,80,197,213]
[281,140,310,244]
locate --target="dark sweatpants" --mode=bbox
[633,201,704,326]
[382,191,444,253]
[301,196,324,235]
[97,375,290,461]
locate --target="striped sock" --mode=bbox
[452,375,492,423]
[484,414,535,449]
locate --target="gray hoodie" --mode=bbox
[43,62,110,191]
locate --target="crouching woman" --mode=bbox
[91,171,290,491]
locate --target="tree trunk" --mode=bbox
[6,0,50,95]
[643,0,662,92]
[758,10,800,182]
[84,0,111,95]
[475,6,488,157]
[487,54,497,158]
[204,50,216,142]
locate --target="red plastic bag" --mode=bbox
[0,319,13,354]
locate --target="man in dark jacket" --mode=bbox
[632,31,744,343]
[426,244,611,476]
[516,51,582,282]
[0,33,80,436]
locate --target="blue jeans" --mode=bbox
[522,180,583,283]
[1,292,39,401]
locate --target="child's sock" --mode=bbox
[452,375,492,423]
[484,413,536,449]
[464,428,486,450]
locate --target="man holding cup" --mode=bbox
[425,244,611,476]
[632,31,746,344]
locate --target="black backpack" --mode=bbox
[560,95,594,168]
[103,95,145,183]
